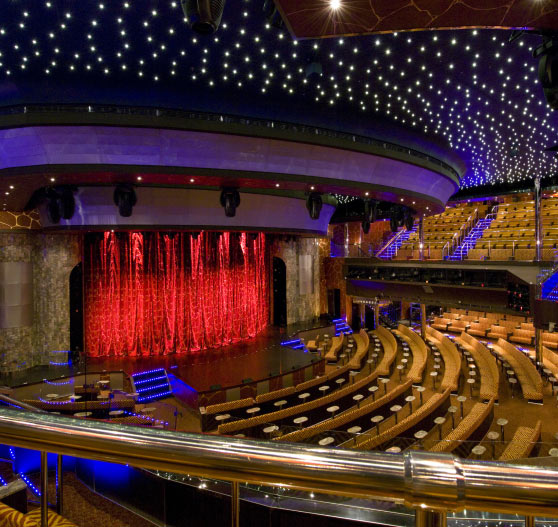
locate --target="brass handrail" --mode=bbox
[0,409,557,518]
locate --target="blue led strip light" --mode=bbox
[43,378,74,386]
[132,368,172,402]
[134,375,168,385]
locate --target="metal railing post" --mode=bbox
[231,481,239,527]
[40,451,48,527]
[415,508,447,527]
[525,515,535,527]
[56,454,63,515]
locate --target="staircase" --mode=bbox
[376,224,417,259]
[446,216,494,261]
[542,271,558,301]
[333,317,353,336]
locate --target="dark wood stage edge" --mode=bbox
[1,321,337,410]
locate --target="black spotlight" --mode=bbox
[361,220,371,234]
[389,206,403,233]
[113,184,137,217]
[59,186,76,220]
[306,192,323,220]
[262,0,284,29]
[534,35,558,110]
[181,0,226,35]
[363,198,378,223]
[46,189,61,224]
[220,188,240,217]
[404,210,415,231]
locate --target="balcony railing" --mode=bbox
[0,408,557,526]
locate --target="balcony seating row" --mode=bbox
[498,421,542,461]
[425,326,461,393]
[324,335,344,363]
[375,325,398,376]
[395,324,428,384]
[353,389,451,451]
[456,332,500,402]
[430,399,495,453]
[491,338,543,402]
[0,501,77,527]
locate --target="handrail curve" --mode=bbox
[0,410,556,515]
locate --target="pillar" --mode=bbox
[535,177,542,262]
[374,304,380,329]
[358,303,365,330]
[420,304,427,339]
[419,216,424,261]
[535,327,543,372]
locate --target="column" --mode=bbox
[359,303,365,330]
[535,177,542,262]
[535,327,543,372]
[420,304,427,339]
[374,304,380,329]
[419,216,424,261]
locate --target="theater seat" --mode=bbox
[487,325,510,340]
[509,329,534,346]
[0,502,77,527]
[543,332,558,350]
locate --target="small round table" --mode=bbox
[549,448,558,457]
[380,378,390,394]
[335,378,346,387]
[415,386,426,405]
[396,364,404,380]
[434,417,446,440]
[347,426,362,434]
[447,406,457,428]
[318,386,330,396]
[467,377,476,396]
[508,377,518,397]
[471,445,486,458]
[45,393,59,399]
[298,392,311,402]
[487,431,499,457]
[318,437,335,447]
[371,415,384,435]
[414,430,428,448]
[274,400,288,408]
[293,416,308,428]
[405,395,416,414]
[497,418,508,442]
[215,414,231,422]
[74,411,92,418]
[369,385,379,400]
[430,371,438,388]
[327,405,340,418]
[109,410,124,417]
[353,394,364,407]
[457,395,467,418]
[349,371,359,383]
[386,446,401,454]
[246,407,261,415]
[390,404,402,424]
[263,425,279,437]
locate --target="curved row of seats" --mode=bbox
[491,338,543,402]
[498,421,542,461]
[395,324,428,384]
[425,326,461,393]
[275,379,413,444]
[456,332,500,402]
[352,389,451,451]
[430,399,495,454]
[324,335,344,363]
[374,325,398,375]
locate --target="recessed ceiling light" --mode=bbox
[330,0,341,9]
[137,176,142,181]
[275,183,280,187]
[190,178,195,182]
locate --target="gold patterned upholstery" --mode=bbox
[0,502,77,527]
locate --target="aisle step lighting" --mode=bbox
[447,216,494,261]
[131,368,172,402]
[377,224,417,260]
[334,317,352,336]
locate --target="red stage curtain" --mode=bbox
[84,232,269,357]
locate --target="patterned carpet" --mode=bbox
[0,462,155,527]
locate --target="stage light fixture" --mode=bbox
[389,205,403,233]
[404,209,415,231]
[363,198,378,223]
[306,192,323,220]
[181,0,226,35]
[59,186,76,220]
[262,0,284,29]
[46,189,61,224]
[220,188,240,217]
[533,34,558,110]
[361,220,371,234]
[113,184,137,217]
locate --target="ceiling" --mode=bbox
[0,0,557,193]
[274,0,558,39]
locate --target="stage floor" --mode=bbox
[3,321,329,392]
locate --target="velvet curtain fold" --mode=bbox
[84,231,269,357]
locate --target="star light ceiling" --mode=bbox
[0,0,557,190]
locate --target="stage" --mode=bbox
[1,320,335,401]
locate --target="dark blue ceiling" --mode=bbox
[1,0,557,189]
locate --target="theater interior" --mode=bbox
[2,1,558,526]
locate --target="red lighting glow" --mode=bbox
[84,231,269,357]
